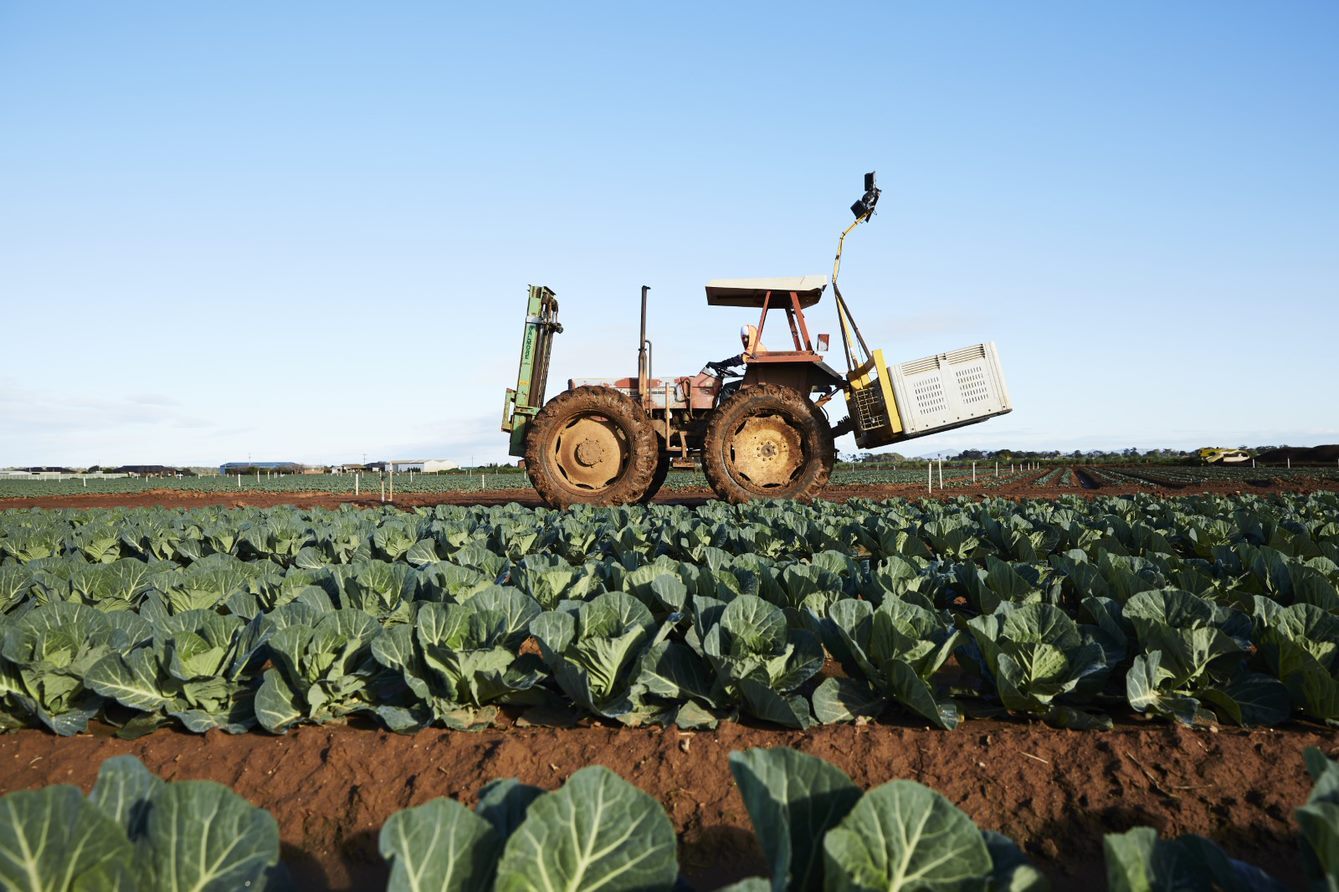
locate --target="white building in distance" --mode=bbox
[389,459,458,474]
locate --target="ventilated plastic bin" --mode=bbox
[888,342,1012,436]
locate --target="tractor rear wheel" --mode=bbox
[702,384,835,503]
[525,385,658,508]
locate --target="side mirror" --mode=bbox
[816,333,830,352]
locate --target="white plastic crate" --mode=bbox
[887,342,1012,436]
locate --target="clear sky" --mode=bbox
[2,2,1336,467]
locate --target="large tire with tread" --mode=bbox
[525,386,658,509]
[702,383,835,503]
[640,439,671,504]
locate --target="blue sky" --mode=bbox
[2,2,1336,466]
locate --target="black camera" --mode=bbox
[850,171,881,220]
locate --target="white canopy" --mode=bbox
[704,275,828,308]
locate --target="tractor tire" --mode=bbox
[702,383,835,503]
[640,440,671,504]
[524,385,659,509]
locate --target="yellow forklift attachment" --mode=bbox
[845,349,902,449]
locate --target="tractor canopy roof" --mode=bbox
[704,275,827,308]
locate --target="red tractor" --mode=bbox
[501,174,1011,507]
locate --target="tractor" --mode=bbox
[501,173,1012,508]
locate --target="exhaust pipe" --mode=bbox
[638,285,651,402]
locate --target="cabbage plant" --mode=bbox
[254,607,388,732]
[698,595,823,729]
[63,557,163,611]
[813,597,960,729]
[380,765,677,892]
[333,559,419,623]
[510,552,604,608]
[1298,746,1339,890]
[371,586,545,730]
[0,602,131,735]
[1253,598,1339,724]
[0,755,285,891]
[1104,826,1286,892]
[1124,589,1289,726]
[530,591,661,722]
[726,747,1044,892]
[965,601,1113,729]
[417,562,496,603]
[86,609,266,734]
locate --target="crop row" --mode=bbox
[1195,464,1339,482]
[5,467,999,499]
[1084,468,1155,488]
[0,471,533,499]
[1081,465,1339,489]
[1030,466,1077,488]
[5,745,1337,891]
[2,494,1337,735]
[0,463,1098,500]
[1035,467,1062,486]
[677,465,1040,491]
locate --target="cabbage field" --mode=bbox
[3,492,1339,889]
[2,494,1338,736]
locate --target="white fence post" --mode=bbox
[938,459,943,488]
[355,473,360,496]
[927,462,932,493]
[972,461,976,483]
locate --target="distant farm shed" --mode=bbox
[390,459,458,474]
[219,461,302,474]
[110,465,194,477]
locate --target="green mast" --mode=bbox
[501,285,561,457]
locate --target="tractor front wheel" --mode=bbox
[702,384,834,503]
[525,386,659,508]
[640,438,671,504]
